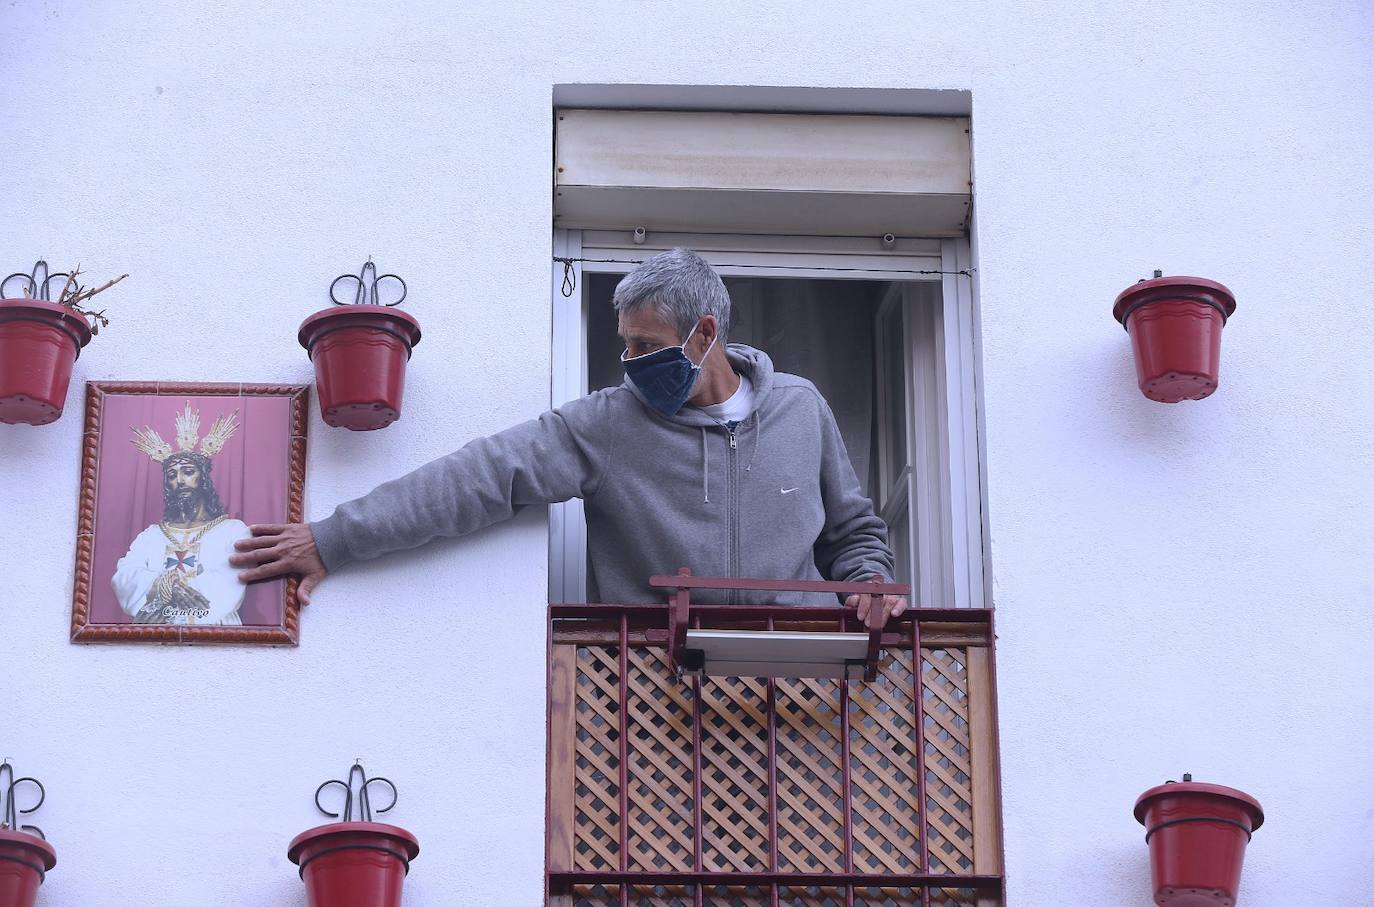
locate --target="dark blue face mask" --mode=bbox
[621,321,718,417]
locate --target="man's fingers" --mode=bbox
[857,596,879,629]
[832,591,910,627]
[298,573,319,606]
[234,535,278,552]
[857,595,905,630]
[248,523,289,536]
[229,546,279,567]
[237,562,290,584]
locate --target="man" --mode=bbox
[233,249,906,626]
[115,406,251,625]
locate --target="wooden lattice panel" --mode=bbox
[632,885,695,907]
[551,610,1002,906]
[930,892,979,907]
[922,649,974,881]
[573,884,618,907]
[574,886,771,907]
[779,886,846,906]
[853,889,920,907]
[700,675,771,872]
[850,649,921,875]
[571,885,979,907]
[775,678,845,872]
[568,890,978,907]
[575,646,622,870]
[853,888,978,907]
[627,648,696,871]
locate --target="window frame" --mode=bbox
[549,228,986,611]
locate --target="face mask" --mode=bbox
[621,321,718,417]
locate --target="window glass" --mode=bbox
[879,300,909,500]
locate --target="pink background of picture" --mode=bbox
[88,392,292,626]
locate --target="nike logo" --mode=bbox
[781,487,799,495]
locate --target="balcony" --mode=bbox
[547,578,1004,907]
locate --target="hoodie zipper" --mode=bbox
[727,425,739,600]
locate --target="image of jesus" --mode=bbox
[112,409,251,625]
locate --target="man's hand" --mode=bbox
[846,591,908,630]
[230,523,328,606]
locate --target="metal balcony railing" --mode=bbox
[546,575,1004,907]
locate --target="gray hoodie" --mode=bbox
[310,344,895,605]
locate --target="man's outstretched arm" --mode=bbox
[231,395,618,602]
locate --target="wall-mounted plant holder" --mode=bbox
[0,760,55,907]
[1113,272,1236,403]
[1134,773,1263,907]
[287,761,419,907]
[0,260,124,425]
[298,260,422,431]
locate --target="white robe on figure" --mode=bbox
[112,519,252,625]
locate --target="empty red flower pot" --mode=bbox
[1113,276,1236,403]
[1134,778,1264,907]
[298,305,422,431]
[0,298,93,425]
[0,828,57,907]
[288,821,419,907]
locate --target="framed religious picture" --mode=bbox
[70,382,309,645]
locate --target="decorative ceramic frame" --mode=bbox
[70,381,309,645]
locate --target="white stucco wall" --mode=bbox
[2,1,1370,904]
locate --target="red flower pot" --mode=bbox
[1134,780,1264,906]
[288,821,419,907]
[1113,276,1236,403]
[0,829,57,907]
[0,298,93,425]
[298,305,422,431]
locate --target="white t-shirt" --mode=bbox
[695,372,755,425]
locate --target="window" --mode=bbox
[546,96,999,907]
[550,230,985,612]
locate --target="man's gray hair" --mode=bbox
[612,248,731,341]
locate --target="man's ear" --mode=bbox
[695,314,719,353]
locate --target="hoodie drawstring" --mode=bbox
[701,427,710,503]
[745,410,762,472]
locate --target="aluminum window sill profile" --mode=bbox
[683,627,872,680]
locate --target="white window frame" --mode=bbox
[549,228,986,610]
